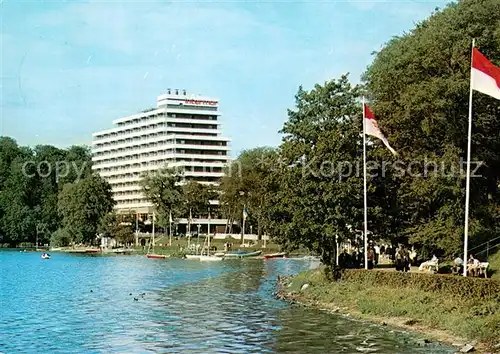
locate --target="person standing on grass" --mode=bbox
[402,246,411,272]
[374,244,380,265]
[367,247,375,269]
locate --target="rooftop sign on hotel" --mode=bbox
[183,99,217,106]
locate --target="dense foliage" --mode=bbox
[340,269,500,301]
[362,0,500,259]
[140,168,216,228]
[217,0,500,265]
[57,174,115,245]
[219,147,278,237]
[0,137,115,246]
[263,77,365,267]
[3,0,500,262]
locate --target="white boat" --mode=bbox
[224,250,262,258]
[41,253,51,259]
[199,255,223,262]
[185,254,200,260]
[198,215,224,262]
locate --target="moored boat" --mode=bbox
[224,250,262,259]
[199,255,224,262]
[184,254,200,260]
[41,253,51,259]
[263,252,287,259]
[146,254,169,259]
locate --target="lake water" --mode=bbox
[0,251,454,353]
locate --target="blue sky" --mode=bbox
[1,0,448,156]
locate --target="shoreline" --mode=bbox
[275,274,496,353]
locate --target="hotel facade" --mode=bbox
[91,89,231,233]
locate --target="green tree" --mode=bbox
[219,147,278,238]
[98,212,135,245]
[58,174,115,245]
[182,180,216,217]
[0,138,95,246]
[265,76,363,267]
[50,228,72,247]
[140,167,183,227]
[0,153,37,245]
[363,0,500,258]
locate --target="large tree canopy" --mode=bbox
[57,174,115,244]
[219,147,278,237]
[0,137,94,246]
[363,0,500,258]
[264,76,364,266]
[140,167,184,227]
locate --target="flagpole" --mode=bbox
[363,97,368,270]
[152,211,155,254]
[135,212,139,246]
[463,38,476,277]
[169,211,172,247]
[242,206,246,246]
[188,208,191,248]
[208,212,211,255]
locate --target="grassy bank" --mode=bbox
[280,267,500,352]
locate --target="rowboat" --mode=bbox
[146,254,169,259]
[263,252,287,259]
[224,250,262,259]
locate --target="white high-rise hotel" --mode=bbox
[91,89,231,232]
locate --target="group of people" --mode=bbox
[451,254,482,276]
[338,246,368,269]
[338,243,382,269]
[338,243,417,271]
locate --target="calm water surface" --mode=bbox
[0,251,454,353]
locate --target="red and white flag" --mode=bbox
[363,104,397,156]
[471,48,500,100]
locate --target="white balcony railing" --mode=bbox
[93,117,167,139]
[92,127,169,148]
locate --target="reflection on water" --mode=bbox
[0,252,453,353]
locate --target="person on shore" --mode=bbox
[339,249,350,268]
[409,247,417,266]
[395,245,410,272]
[403,246,411,272]
[395,248,402,271]
[467,254,480,276]
[452,257,463,275]
[357,249,364,268]
[374,245,380,265]
[367,247,375,269]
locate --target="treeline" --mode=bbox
[217,0,500,266]
[0,138,116,247]
[140,170,217,227]
[3,0,500,262]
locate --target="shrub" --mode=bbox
[50,228,72,247]
[339,269,500,301]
